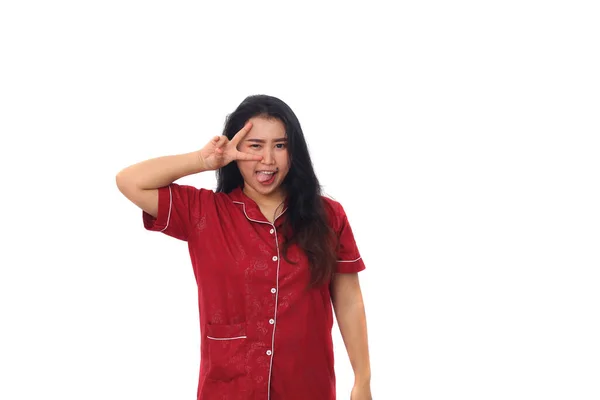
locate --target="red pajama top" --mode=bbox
[142,183,365,400]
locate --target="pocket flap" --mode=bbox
[205,322,246,339]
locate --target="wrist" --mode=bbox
[354,374,371,386]
[190,150,208,173]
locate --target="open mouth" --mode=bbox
[256,170,277,185]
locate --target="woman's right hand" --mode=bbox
[198,121,263,171]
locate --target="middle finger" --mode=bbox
[230,121,253,146]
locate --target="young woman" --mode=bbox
[116,95,372,400]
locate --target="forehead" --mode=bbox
[245,116,286,139]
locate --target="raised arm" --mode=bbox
[116,151,207,218]
[116,121,262,217]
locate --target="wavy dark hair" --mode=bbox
[216,94,337,289]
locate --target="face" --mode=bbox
[236,116,290,201]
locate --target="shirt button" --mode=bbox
[266,350,272,356]
[269,319,275,324]
[271,288,276,294]
[272,256,278,261]
[269,228,274,234]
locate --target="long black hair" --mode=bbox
[216,94,337,288]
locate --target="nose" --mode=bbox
[261,148,275,165]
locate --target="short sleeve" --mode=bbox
[142,183,212,242]
[333,203,366,274]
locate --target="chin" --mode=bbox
[258,185,281,195]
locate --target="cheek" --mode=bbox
[236,161,254,178]
[278,155,291,175]
[276,151,290,166]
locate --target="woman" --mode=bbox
[116,95,372,400]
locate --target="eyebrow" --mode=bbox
[246,138,288,143]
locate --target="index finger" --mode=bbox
[235,151,263,162]
[230,121,253,146]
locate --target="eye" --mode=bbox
[249,144,261,149]
[276,143,287,149]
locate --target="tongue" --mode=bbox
[257,172,274,183]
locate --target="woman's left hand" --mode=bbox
[351,382,372,400]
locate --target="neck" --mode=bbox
[242,185,286,209]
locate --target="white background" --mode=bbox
[1,0,599,399]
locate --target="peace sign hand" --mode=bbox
[199,121,262,171]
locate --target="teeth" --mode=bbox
[258,171,275,174]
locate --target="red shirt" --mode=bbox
[142,183,365,400]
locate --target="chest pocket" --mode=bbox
[205,322,248,381]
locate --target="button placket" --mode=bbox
[234,200,286,399]
[268,225,278,363]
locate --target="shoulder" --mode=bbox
[168,183,215,199]
[321,195,344,215]
[320,194,348,231]
[167,183,236,208]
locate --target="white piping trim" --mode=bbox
[159,185,173,233]
[267,222,281,400]
[232,200,283,400]
[232,201,287,222]
[206,335,247,341]
[337,256,362,263]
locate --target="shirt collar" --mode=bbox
[229,187,288,225]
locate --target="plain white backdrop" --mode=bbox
[1,0,599,399]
